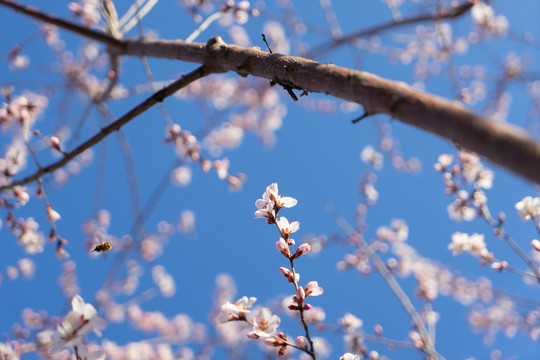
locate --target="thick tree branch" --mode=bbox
[97,38,540,185]
[2,0,540,184]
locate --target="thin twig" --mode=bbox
[305,0,474,58]
[328,205,445,360]
[0,65,212,193]
[481,204,540,282]
[185,10,227,43]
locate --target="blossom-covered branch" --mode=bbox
[2,0,540,184]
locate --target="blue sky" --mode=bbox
[1,1,540,359]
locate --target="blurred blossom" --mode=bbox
[360,145,383,170]
[304,306,326,323]
[18,217,45,254]
[178,210,196,233]
[60,260,80,299]
[229,25,251,47]
[515,196,540,221]
[6,266,18,280]
[310,337,331,359]
[152,265,176,297]
[9,54,30,70]
[341,353,361,360]
[447,190,475,222]
[263,21,290,54]
[219,296,257,322]
[17,258,35,279]
[448,232,489,258]
[171,166,192,186]
[338,313,363,332]
[204,124,244,156]
[68,1,101,26]
[362,183,379,204]
[49,295,107,354]
[434,154,454,172]
[140,235,164,262]
[471,3,509,36]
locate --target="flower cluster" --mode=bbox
[448,232,490,259]
[434,151,494,222]
[165,123,246,191]
[219,183,323,358]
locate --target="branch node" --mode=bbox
[203,36,227,73]
[351,112,371,124]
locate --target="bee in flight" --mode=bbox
[91,242,112,259]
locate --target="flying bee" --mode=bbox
[91,242,112,259]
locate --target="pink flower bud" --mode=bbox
[279,267,298,283]
[294,286,305,306]
[532,239,540,252]
[50,136,60,150]
[491,261,507,272]
[246,331,259,339]
[293,243,311,258]
[47,205,61,223]
[295,336,308,349]
[276,238,290,257]
[264,337,283,347]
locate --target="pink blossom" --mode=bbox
[360,145,383,170]
[49,295,107,354]
[304,281,324,297]
[279,267,299,283]
[277,216,300,236]
[249,307,280,338]
[219,296,257,322]
[338,313,363,332]
[340,353,361,360]
[255,183,297,220]
[47,205,61,223]
[276,238,291,257]
[532,239,540,252]
[448,232,488,258]
[293,243,311,258]
[295,336,308,349]
[515,196,540,221]
[293,286,305,307]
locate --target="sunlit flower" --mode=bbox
[304,281,324,297]
[249,307,280,338]
[277,217,300,236]
[293,243,311,258]
[219,296,257,322]
[254,183,297,220]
